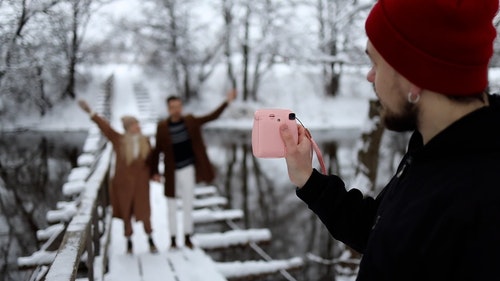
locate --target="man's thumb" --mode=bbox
[280,124,295,148]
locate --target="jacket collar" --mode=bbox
[408,94,500,160]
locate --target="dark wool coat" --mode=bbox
[151,101,228,197]
[297,95,500,281]
[91,115,152,223]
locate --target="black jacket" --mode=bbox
[297,95,500,280]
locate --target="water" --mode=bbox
[0,131,87,281]
[0,128,361,281]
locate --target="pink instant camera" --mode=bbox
[252,108,298,158]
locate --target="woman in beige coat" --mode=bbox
[78,100,157,254]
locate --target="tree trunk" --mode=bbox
[62,0,81,99]
[222,0,237,89]
[354,99,385,193]
[241,4,251,101]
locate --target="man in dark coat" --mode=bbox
[280,0,500,280]
[151,90,236,248]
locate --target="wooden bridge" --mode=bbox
[18,71,303,281]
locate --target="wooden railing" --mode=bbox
[22,75,115,281]
[43,143,112,281]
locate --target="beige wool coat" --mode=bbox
[151,101,228,197]
[92,115,152,223]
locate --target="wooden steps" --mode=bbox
[194,196,228,209]
[215,258,303,280]
[190,185,304,280]
[193,229,271,250]
[193,208,244,224]
[194,185,218,197]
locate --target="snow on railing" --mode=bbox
[20,75,115,281]
[19,143,113,281]
[44,143,113,281]
[41,74,115,281]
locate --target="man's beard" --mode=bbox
[380,100,418,132]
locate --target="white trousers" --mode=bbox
[167,164,195,236]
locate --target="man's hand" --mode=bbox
[226,89,237,103]
[280,123,314,188]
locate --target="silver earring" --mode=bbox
[408,92,420,104]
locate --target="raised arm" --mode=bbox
[196,89,236,124]
[78,99,121,143]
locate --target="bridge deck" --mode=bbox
[103,180,228,281]
[105,247,226,281]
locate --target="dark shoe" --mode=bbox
[148,237,158,253]
[185,234,193,249]
[170,236,177,249]
[126,239,133,254]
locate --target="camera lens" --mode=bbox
[289,113,296,120]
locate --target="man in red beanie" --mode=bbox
[280,0,500,280]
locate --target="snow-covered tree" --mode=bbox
[0,0,107,119]
[117,0,225,101]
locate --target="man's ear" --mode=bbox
[406,83,423,104]
[409,84,423,96]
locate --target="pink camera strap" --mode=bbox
[296,117,327,175]
[304,129,327,175]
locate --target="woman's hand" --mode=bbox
[280,123,314,188]
[151,174,162,182]
[78,99,92,114]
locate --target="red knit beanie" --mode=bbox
[365,0,498,96]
